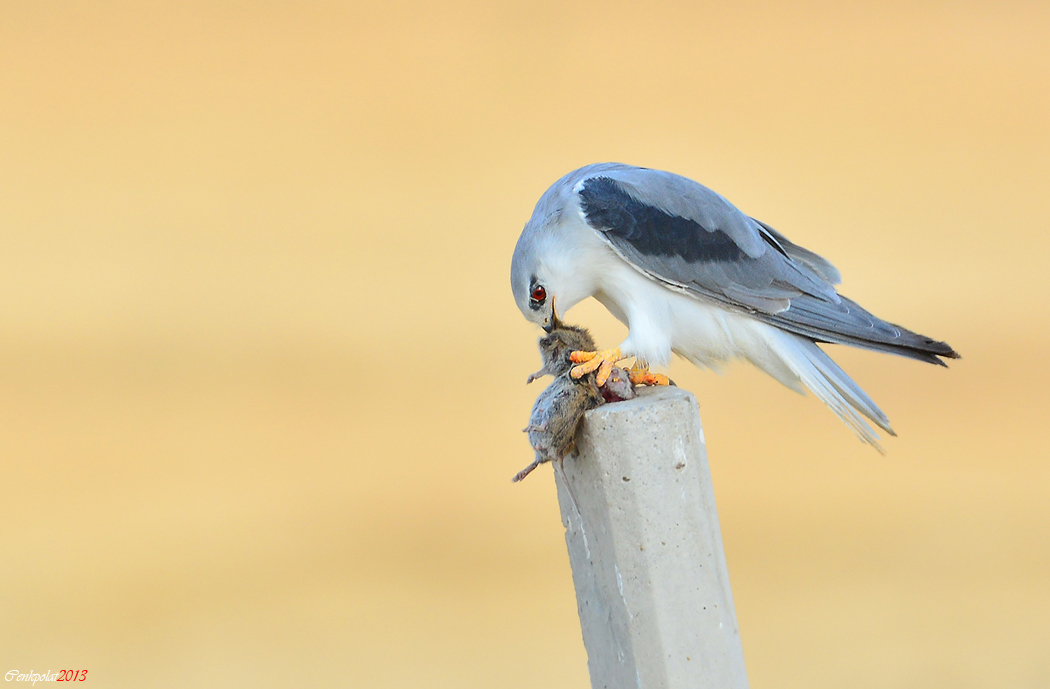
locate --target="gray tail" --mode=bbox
[776,333,896,451]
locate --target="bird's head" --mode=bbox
[511,215,595,333]
[511,243,567,332]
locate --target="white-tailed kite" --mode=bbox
[511,163,959,448]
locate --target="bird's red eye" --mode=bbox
[531,286,546,303]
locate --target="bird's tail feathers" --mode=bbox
[774,333,894,451]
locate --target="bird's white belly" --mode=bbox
[595,262,782,374]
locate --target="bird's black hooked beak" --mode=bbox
[542,297,561,333]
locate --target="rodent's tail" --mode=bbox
[553,459,581,516]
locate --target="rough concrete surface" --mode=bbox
[555,386,748,689]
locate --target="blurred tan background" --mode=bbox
[1,1,1047,687]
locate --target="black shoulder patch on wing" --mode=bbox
[578,176,745,263]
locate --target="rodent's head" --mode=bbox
[536,318,596,378]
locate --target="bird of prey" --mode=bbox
[510,163,959,448]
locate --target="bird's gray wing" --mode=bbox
[576,167,958,364]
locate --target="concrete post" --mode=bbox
[554,386,748,689]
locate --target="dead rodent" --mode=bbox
[515,371,604,484]
[525,321,597,383]
[513,318,636,490]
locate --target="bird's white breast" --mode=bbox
[593,256,793,380]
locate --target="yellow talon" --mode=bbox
[628,361,671,386]
[569,348,624,380]
[595,359,615,387]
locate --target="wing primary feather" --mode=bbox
[760,295,960,364]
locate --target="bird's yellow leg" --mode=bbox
[628,360,671,386]
[569,347,624,384]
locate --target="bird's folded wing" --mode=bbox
[576,167,957,363]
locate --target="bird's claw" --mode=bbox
[570,348,623,386]
[570,349,670,387]
[628,361,672,386]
